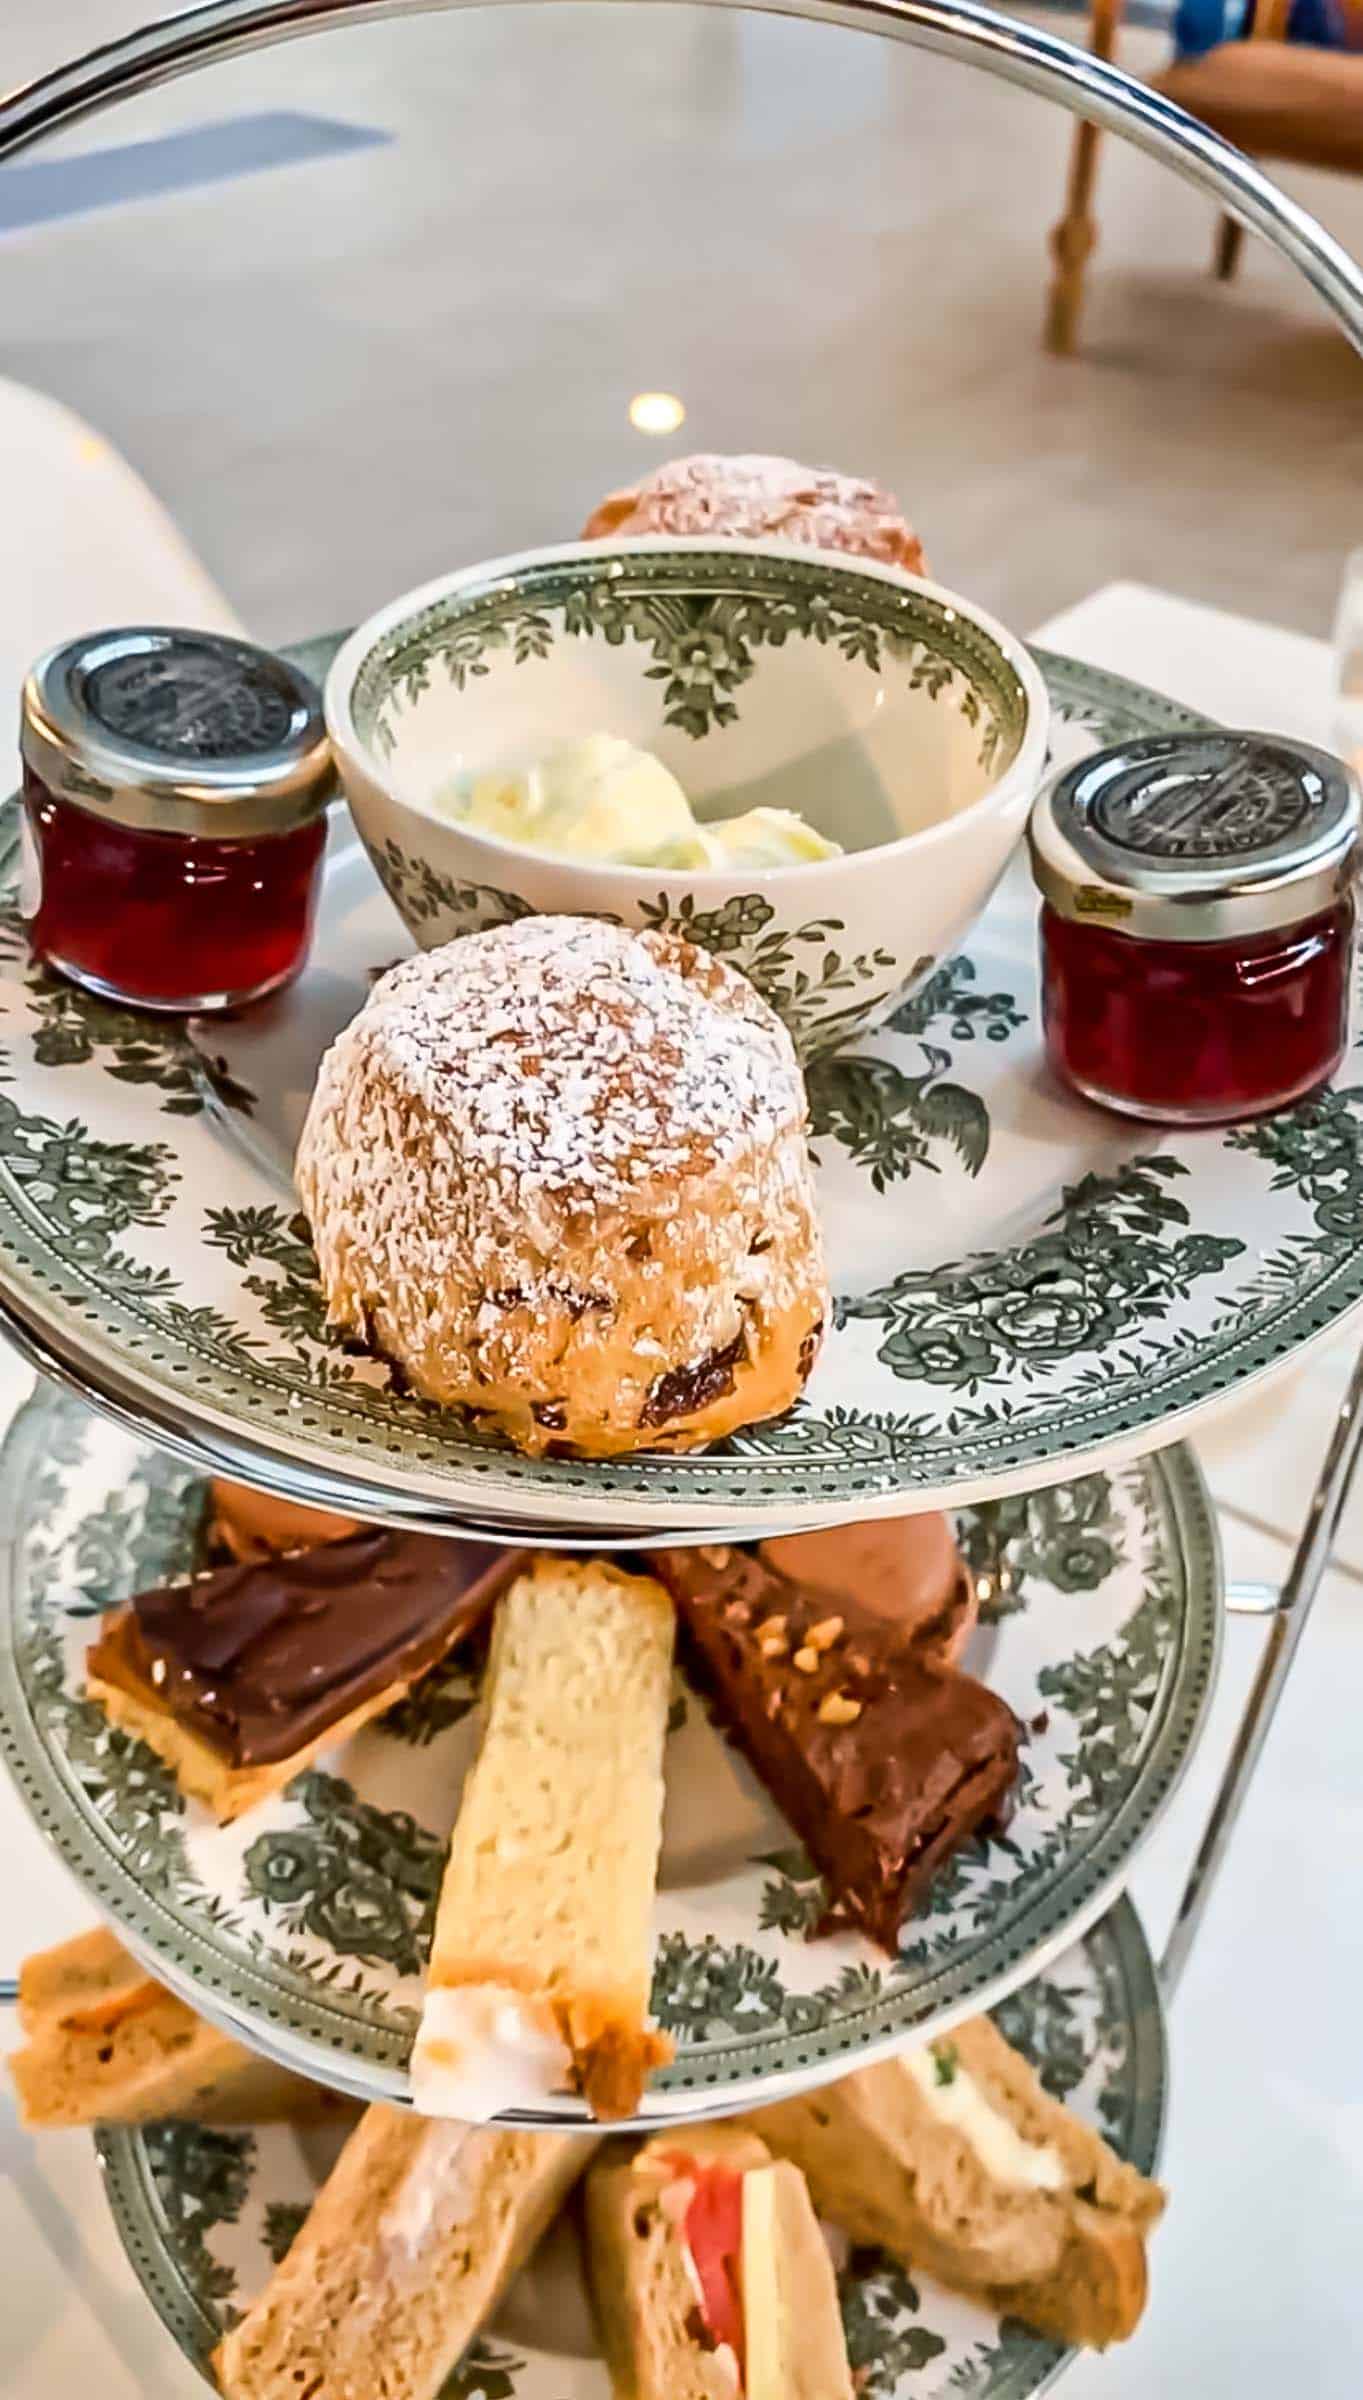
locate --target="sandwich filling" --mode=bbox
[376,2119,478,2257]
[906,2043,1067,2191]
[658,2152,748,2388]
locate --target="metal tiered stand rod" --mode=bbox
[1161,1343,1363,1993]
[4,0,1363,2009]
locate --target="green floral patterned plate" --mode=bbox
[0,644,1358,1531]
[0,1382,1216,2122]
[95,1898,1165,2400]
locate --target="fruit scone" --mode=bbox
[411,1555,676,2122]
[581,451,928,577]
[296,917,827,1458]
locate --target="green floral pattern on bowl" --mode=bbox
[347,550,1027,758]
[329,544,1048,1060]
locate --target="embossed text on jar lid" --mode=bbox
[21,627,336,838]
[1028,732,1362,941]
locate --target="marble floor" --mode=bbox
[2,1,1362,651]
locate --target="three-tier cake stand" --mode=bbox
[1,3,1362,2392]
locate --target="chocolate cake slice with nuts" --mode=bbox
[649,1542,1020,1954]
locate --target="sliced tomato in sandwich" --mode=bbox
[661,2153,746,2371]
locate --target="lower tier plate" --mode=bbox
[96,1897,1166,2400]
[0,1382,1215,2124]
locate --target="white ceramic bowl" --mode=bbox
[325,538,1049,1057]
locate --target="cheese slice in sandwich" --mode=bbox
[586,2124,853,2400]
[744,2014,1164,2350]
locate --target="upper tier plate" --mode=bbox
[1,645,1360,1531]
[0,1381,1215,2126]
[95,1899,1165,2400]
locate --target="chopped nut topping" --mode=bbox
[699,1546,734,1570]
[758,1626,789,1659]
[765,1687,784,1719]
[817,1689,863,1725]
[793,1644,820,1674]
[724,1597,754,1626]
[847,1651,871,1678]
[806,1614,844,1652]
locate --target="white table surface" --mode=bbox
[0,418,1360,2394]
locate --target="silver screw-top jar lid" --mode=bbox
[1028,732,1362,942]
[21,627,335,838]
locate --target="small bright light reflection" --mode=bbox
[629,391,686,436]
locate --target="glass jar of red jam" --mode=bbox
[1028,733,1361,1125]
[20,628,334,1012]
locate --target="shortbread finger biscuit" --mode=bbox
[10,1927,342,2128]
[87,1528,518,1823]
[413,1558,675,2121]
[216,2106,594,2400]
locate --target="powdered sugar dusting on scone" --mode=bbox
[360,917,799,1211]
[296,916,827,1457]
[581,452,928,575]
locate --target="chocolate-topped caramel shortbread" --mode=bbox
[87,1530,521,1823]
[650,1540,1019,1953]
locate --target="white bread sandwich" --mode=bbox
[8,1926,343,2129]
[412,1556,676,2121]
[744,2014,1164,2348]
[216,2105,595,2399]
[586,2122,854,2400]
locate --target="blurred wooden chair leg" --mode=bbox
[1044,0,1122,355]
[1046,118,1102,354]
[1213,211,1246,280]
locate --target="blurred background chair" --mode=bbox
[1046,0,1363,351]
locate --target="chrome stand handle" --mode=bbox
[2,0,1363,353]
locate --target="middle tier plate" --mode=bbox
[0,1381,1218,2126]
